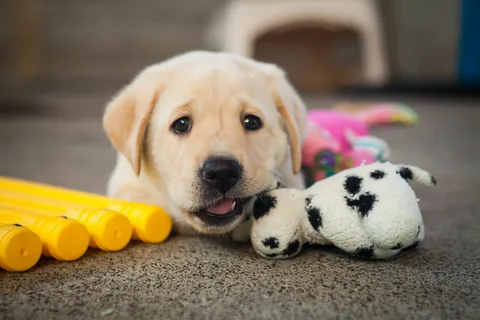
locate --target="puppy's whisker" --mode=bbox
[273,170,286,186]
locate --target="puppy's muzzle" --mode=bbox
[192,157,246,227]
[201,157,242,193]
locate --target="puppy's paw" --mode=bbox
[230,216,252,243]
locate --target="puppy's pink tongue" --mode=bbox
[207,198,235,215]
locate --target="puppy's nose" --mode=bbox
[201,158,242,193]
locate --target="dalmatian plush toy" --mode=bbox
[249,162,437,260]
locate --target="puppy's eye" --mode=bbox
[171,116,192,134]
[243,114,262,131]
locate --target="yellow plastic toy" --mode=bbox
[0,176,172,244]
[0,223,42,272]
[0,205,90,261]
[0,190,132,252]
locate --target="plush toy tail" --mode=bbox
[397,165,437,187]
[353,103,419,127]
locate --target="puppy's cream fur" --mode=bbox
[103,51,307,235]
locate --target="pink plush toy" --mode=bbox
[301,103,418,186]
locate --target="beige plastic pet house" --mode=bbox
[205,0,389,90]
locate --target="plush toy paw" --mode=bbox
[251,162,436,260]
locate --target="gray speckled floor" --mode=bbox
[0,95,479,320]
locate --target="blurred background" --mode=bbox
[1,0,479,111]
[0,0,479,190]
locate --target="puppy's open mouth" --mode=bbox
[194,197,251,226]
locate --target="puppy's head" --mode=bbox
[103,51,306,234]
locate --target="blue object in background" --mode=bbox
[458,0,480,86]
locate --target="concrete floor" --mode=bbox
[0,94,479,320]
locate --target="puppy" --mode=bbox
[102,51,307,236]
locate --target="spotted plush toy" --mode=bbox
[250,162,436,260]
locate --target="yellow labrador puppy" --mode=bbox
[103,51,307,239]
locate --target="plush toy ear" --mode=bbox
[103,73,163,176]
[270,68,307,175]
[397,165,437,187]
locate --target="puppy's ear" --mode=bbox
[270,68,307,174]
[103,75,163,176]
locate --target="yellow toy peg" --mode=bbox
[0,177,172,244]
[108,202,172,244]
[0,205,89,261]
[0,190,132,252]
[0,223,42,272]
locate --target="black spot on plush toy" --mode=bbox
[250,162,436,260]
[252,194,277,220]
